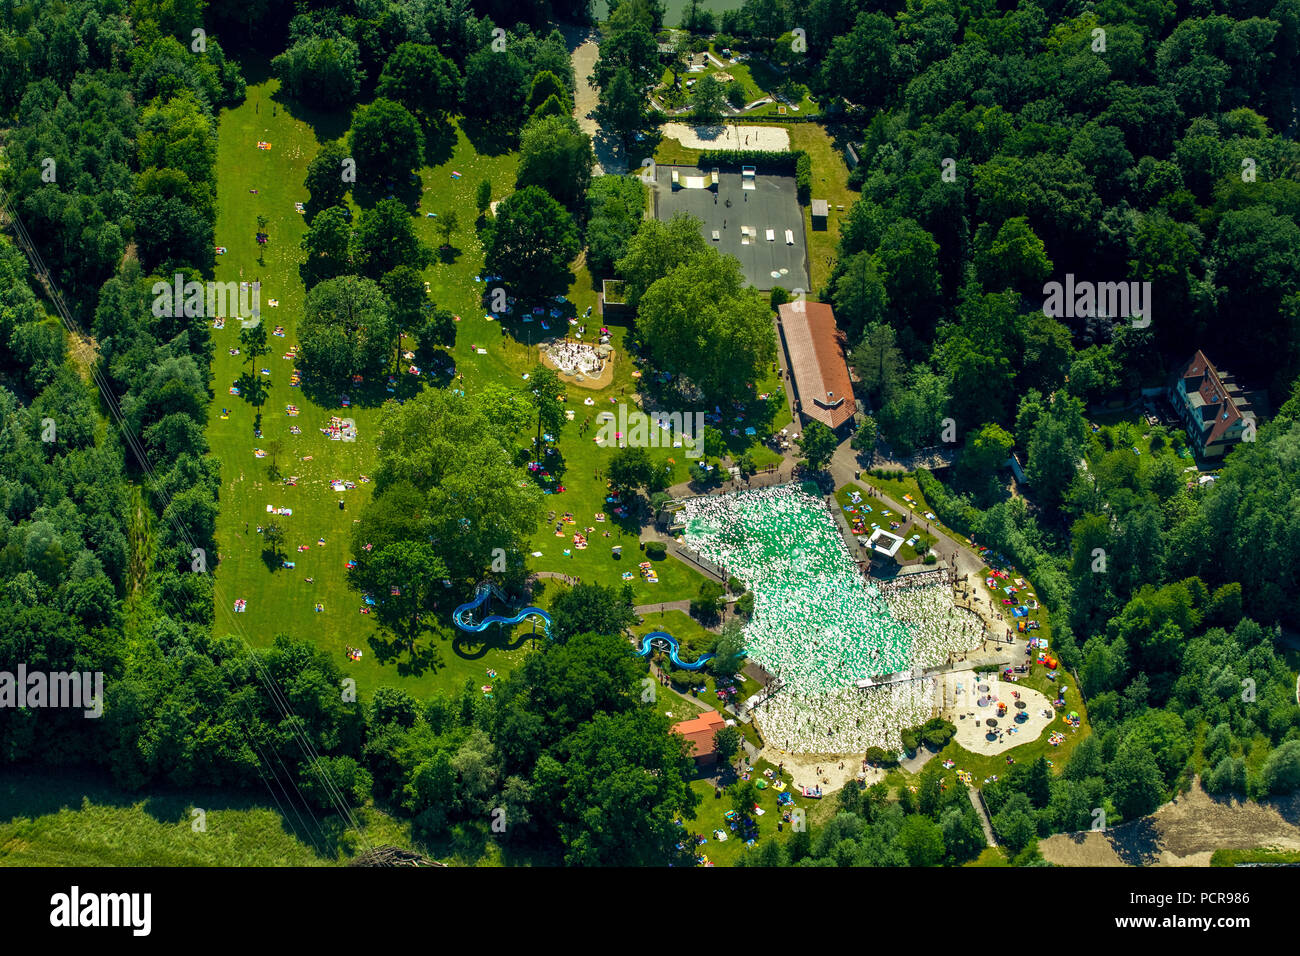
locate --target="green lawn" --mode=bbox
[680,758,804,866]
[208,82,733,700]
[633,608,717,657]
[0,770,408,866]
[965,846,1010,866]
[1084,413,1197,481]
[787,123,854,294]
[659,47,819,120]
[835,478,947,557]
[1211,847,1300,866]
[838,475,969,551]
[209,82,543,700]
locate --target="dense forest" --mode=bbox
[1,0,1298,865]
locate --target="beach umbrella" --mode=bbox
[985,718,997,727]
[1014,700,1026,709]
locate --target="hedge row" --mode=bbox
[694,147,807,172]
[795,152,811,204]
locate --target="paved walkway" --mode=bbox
[634,599,691,616]
[969,787,997,846]
[565,28,626,176]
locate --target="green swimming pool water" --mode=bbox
[682,484,916,692]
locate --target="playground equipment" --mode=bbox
[452,583,720,671]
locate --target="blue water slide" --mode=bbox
[453,583,718,671]
[634,631,714,671]
[453,583,552,636]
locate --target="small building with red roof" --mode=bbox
[671,709,727,768]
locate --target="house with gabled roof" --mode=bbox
[1168,350,1257,459]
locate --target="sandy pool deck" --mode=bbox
[754,748,886,796]
[941,671,1055,756]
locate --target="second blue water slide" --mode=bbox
[634,631,714,671]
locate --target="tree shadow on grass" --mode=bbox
[269,87,352,145]
[436,243,462,265]
[352,176,423,213]
[450,624,537,661]
[260,548,282,572]
[366,632,445,677]
[460,115,517,157]
[424,120,457,168]
[299,366,417,411]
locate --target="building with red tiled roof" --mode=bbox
[671,709,727,767]
[777,301,857,432]
[1168,350,1257,459]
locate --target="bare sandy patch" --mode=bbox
[662,123,790,152]
[1040,779,1300,866]
[754,747,884,796]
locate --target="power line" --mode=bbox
[0,187,372,857]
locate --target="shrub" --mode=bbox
[695,148,806,173]
[727,575,745,594]
[922,717,956,748]
[795,152,811,204]
[666,666,697,690]
[736,591,754,616]
[691,579,725,621]
[645,541,667,560]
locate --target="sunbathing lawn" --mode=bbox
[209,82,741,701]
[839,475,970,552]
[209,82,554,700]
[682,758,803,866]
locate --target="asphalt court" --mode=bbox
[652,165,810,292]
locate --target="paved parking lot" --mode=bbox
[652,164,809,292]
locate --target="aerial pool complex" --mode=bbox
[681,484,981,752]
